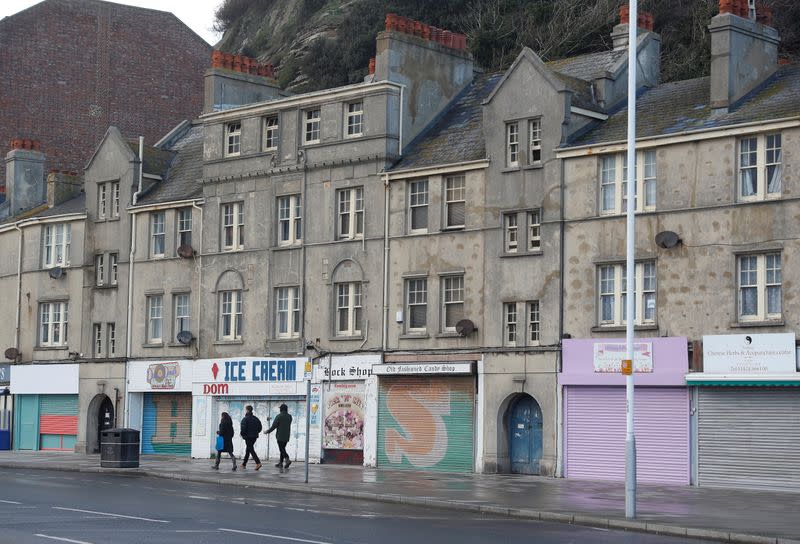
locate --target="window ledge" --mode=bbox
[328,335,364,342]
[501,166,521,173]
[440,226,465,232]
[730,319,785,328]
[94,284,118,290]
[166,342,193,348]
[34,346,69,351]
[213,340,244,345]
[500,251,543,258]
[435,332,463,339]
[273,244,303,251]
[591,324,659,333]
[142,343,164,349]
[399,334,430,340]
[522,164,543,171]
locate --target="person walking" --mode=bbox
[264,403,293,469]
[240,405,263,470]
[213,412,236,471]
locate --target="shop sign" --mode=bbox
[372,362,474,375]
[146,362,180,389]
[593,342,653,373]
[316,359,374,381]
[703,333,796,374]
[0,364,9,385]
[309,385,321,425]
[195,357,306,383]
[10,364,79,394]
[323,382,365,450]
[127,360,193,392]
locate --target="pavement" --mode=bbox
[0,451,798,544]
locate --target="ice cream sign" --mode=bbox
[212,359,299,382]
[593,342,653,373]
[193,357,308,396]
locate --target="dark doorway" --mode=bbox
[87,394,115,454]
[509,394,543,475]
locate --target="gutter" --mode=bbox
[13,224,23,355]
[381,171,390,352]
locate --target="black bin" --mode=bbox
[100,428,140,468]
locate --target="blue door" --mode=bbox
[510,395,542,475]
[15,395,39,450]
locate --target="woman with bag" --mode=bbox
[213,412,237,470]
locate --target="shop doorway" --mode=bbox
[509,394,542,475]
[86,394,115,454]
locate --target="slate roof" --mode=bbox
[136,123,204,205]
[547,49,627,82]
[568,63,800,147]
[126,140,176,178]
[36,193,86,217]
[391,72,503,171]
[552,71,602,112]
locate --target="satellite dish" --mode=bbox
[48,266,65,279]
[177,245,195,259]
[455,319,476,337]
[4,347,20,360]
[655,231,681,249]
[176,330,194,345]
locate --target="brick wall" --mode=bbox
[0,0,212,183]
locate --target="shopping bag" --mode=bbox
[215,435,224,451]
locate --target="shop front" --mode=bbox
[373,361,476,473]
[11,364,79,451]
[0,364,11,449]
[688,333,800,492]
[560,338,690,485]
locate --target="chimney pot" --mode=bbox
[368,57,376,75]
[385,13,398,31]
[620,4,630,24]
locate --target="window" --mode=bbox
[225,122,241,156]
[219,290,243,340]
[346,101,363,136]
[441,275,464,332]
[39,301,68,347]
[408,180,428,232]
[304,109,320,143]
[528,300,540,345]
[111,182,120,218]
[150,212,165,257]
[739,133,782,200]
[95,254,105,286]
[264,115,279,151]
[528,210,541,251]
[98,183,107,219]
[738,253,781,321]
[504,302,517,346]
[107,323,116,356]
[506,122,519,167]
[177,208,192,249]
[444,175,466,229]
[335,282,362,336]
[109,253,118,286]
[276,286,301,338]
[529,119,542,165]
[43,223,71,268]
[598,262,656,326]
[147,295,163,344]
[222,202,245,250]
[504,213,518,253]
[337,187,364,240]
[277,195,302,245]
[600,150,657,214]
[174,294,190,338]
[406,278,427,332]
[93,323,103,357]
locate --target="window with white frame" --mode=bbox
[177,208,192,249]
[43,223,71,268]
[444,175,466,229]
[738,253,781,321]
[600,150,657,214]
[95,254,105,286]
[739,133,781,200]
[107,323,116,356]
[528,300,540,344]
[109,253,118,286]
[225,121,241,156]
[98,183,108,219]
[335,282,362,336]
[277,195,302,245]
[276,286,301,339]
[111,182,120,218]
[337,187,364,239]
[150,211,165,257]
[598,261,656,326]
[528,209,541,250]
[506,122,519,167]
[222,202,245,250]
[441,275,464,332]
[264,115,279,151]
[304,109,320,143]
[174,294,190,338]
[503,213,518,253]
[219,290,243,340]
[406,278,427,332]
[529,119,542,165]
[146,295,163,344]
[93,323,103,357]
[503,302,517,346]
[39,301,68,347]
[408,180,428,232]
[346,101,363,136]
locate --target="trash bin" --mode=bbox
[100,428,140,468]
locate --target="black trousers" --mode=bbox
[277,440,289,464]
[243,437,260,465]
[215,449,236,467]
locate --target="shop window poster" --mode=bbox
[323,383,365,450]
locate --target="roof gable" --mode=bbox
[484,47,566,105]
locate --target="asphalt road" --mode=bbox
[0,469,714,544]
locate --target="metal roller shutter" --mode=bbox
[565,387,689,484]
[142,392,192,456]
[698,387,800,492]
[38,394,78,451]
[377,376,475,473]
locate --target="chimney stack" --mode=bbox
[204,50,288,113]
[47,170,83,208]
[612,4,655,50]
[4,139,45,216]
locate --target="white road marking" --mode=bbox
[35,535,94,544]
[219,528,335,544]
[0,499,22,504]
[188,495,213,500]
[52,506,170,523]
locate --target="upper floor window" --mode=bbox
[408,179,428,232]
[528,210,541,251]
[502,209,541,254]
[503,302,518,346]
[219,290,243,341]
[43,223,71,268]
[146,295,163,344]
[174,293,191,339]
[528,300,540,345]
[98,183,107,219]
[39,301,68,347]
[93,323,105,358]
[406,278,427,333]
[177,208,192,249]
[111,182,120,218]
[441,275,464,332]
[739,133,781,201]
[225,122,241,157]
[222,202,245,251]
[109,253,118,286]
[276,286,301,339]
[277,194,302,246]
[506,122,519,167]
[335,282,362,337]
[600,150,656,214]
[598,261,656,326]
[444,175,466,229]
[346,101,363,137]
[503,213,519,253]
[528,119,542,165]
[264,115,279,151]
[150,211,165,257]
[304,109,321,144]
[95,254,105,286]
[738,253,781,321]
[107,322,116,356]
[337,187,364,240]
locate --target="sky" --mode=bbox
[0,0,223,45]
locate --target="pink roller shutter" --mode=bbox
[564,387,689,485]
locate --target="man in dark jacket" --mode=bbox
[240,405,263,470]
[264,403,293,468]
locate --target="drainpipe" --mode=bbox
[192,201,204,358]
[381,171,390,352]
[13,224,23,353]
[555,114,568,478]
[398,85,404,155]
